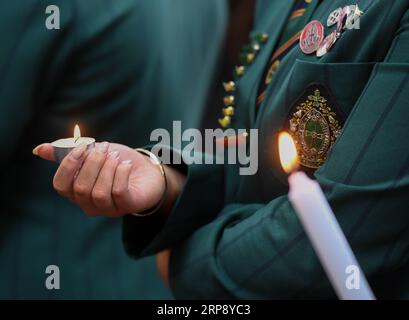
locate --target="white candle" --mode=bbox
[279,132,375,300]
[51,124,95,163]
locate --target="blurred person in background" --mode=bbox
[0,0,227,299]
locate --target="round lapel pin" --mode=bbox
[316,30,338,57]
[300,20,325,55]
[327,8,343,27]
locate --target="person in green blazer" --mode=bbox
[1,0,227,299]
[35,0,409,299]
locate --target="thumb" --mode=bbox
[32,143,55,162]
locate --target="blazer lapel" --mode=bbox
[248,0,295,124]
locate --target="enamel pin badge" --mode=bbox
[299,20,325,55]
[327,8,343,27]
[300,4,364,57]
[316,30,337,58]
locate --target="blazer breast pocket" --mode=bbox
[288,60,376,118]
[280,60,376,172]
[258,59,377,188]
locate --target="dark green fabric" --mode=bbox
[256,0,320,108]
[0,0,227,299]
[124,0,409,299]
[276,0,319,48]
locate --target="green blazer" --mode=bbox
[0,0,227,299]
[124,0,409,299]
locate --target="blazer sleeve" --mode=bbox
[123,150,225,258]
[168,9,409,299]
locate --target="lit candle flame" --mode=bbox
[278,131,299,174]
[73,124,81,142]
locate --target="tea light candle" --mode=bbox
[278,132,375,300]
[52,124,95,163]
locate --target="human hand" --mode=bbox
[33,142,167,217]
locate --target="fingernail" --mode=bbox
[71,144,87,160]
[121,160,132,165]
[97,142,109,154]
[109,151,120,160]
[32,144,45,156]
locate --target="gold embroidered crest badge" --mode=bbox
[288,85,343,169]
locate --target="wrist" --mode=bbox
[131,149,185,217]
[130,149,167,217]
[158,164,186,217]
